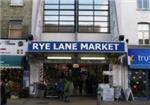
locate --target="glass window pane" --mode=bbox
[44,21,58,25]
[79,22,93,26]
[60,16,74,20]
[79,11,93,15]
[43,26,58,32]
[94,5,108,10]
[138,24,149,30]
[60,11,74,15]
[139,39,143,44]
[95,22,108,27]
[79,26,93,32]
[44,11,59,15]
[143,0,149,8]
[60,0,74,4]
[79,16,93,21]
[137,0,142,8]
[79,5,93,9]
[45,5,59,9]
[60,5,74,9]
[44,16,58,20]
[79,0,93,4]
[145,39,149,44]
[94,0,108,4]
[143,32,149,39]
[45,0,59,4]
[94,27,108,32]
[138,32,143,39]
[94,11,108,16]
[94,16,108,21]
[59,22,74,26]
[59,27,74,32]
[11,0,23,5]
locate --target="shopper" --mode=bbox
[64,77,74,102]
[1,77,7,105]
[56,77,64,100]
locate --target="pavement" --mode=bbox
[7,97,150,105]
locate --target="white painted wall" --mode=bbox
[31,0,43,40]
[116,0,150,45]
[77,33,112,41]
[42,33,112,41]
[41,33,75,41]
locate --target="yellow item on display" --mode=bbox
[10,95,19,100]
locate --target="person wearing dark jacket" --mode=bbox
[1,78,7,105]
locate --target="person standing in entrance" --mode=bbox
[64,77,74,102]
[1,77,7,105]
[56,77,64,100]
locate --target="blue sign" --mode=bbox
[128,48,150,69]
[28,41,125,53]
[0,55,24,68]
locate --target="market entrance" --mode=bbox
[43,63,109,97]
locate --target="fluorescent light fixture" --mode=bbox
[80,57,105,60]
[47,56,72,60]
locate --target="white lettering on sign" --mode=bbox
[80,43,119,51]
[31,42,122,51]
[114,44,119,50]
[33,43,39,50]
[101,43,107,50]
[32,43,51,50]
[54,43,77,50]
[45,43,51,50]
[138,55,150,62]
[81,43,88,50]
[95,43,101,50]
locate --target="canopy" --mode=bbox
[0,55,24,69]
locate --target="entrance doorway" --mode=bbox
[43,63,109,97]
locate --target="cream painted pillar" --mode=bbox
[29,62,43,95]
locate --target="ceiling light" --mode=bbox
[47,56,72,60]
[80,57,105,60]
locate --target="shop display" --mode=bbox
[1,69,23,97]
[130,70,147,97]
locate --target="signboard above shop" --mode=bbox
[0,39,27,68]
[0,39,27,55]
[28,41,125,53]
[128,48,150,69]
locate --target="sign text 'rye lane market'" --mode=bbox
[28,42,125,52]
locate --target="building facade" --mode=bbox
[0,0,33,96]
[116,0,150,99]
[28,0,128,97]
[0,0,32,39]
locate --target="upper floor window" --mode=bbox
[137,0,149,9]
[9,20,22,38]
[10,0,23,6]
[138,23,150,45]
[43,0,110,33]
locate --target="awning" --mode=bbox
[0,55,24,69]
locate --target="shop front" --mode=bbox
[128,47,150,99]
[27,41,128,97]
[0,39,27,98]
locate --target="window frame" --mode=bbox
[8,20,23,38]
[43,0,110,33]
[137,0,150,10]
[138,23,150,45]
